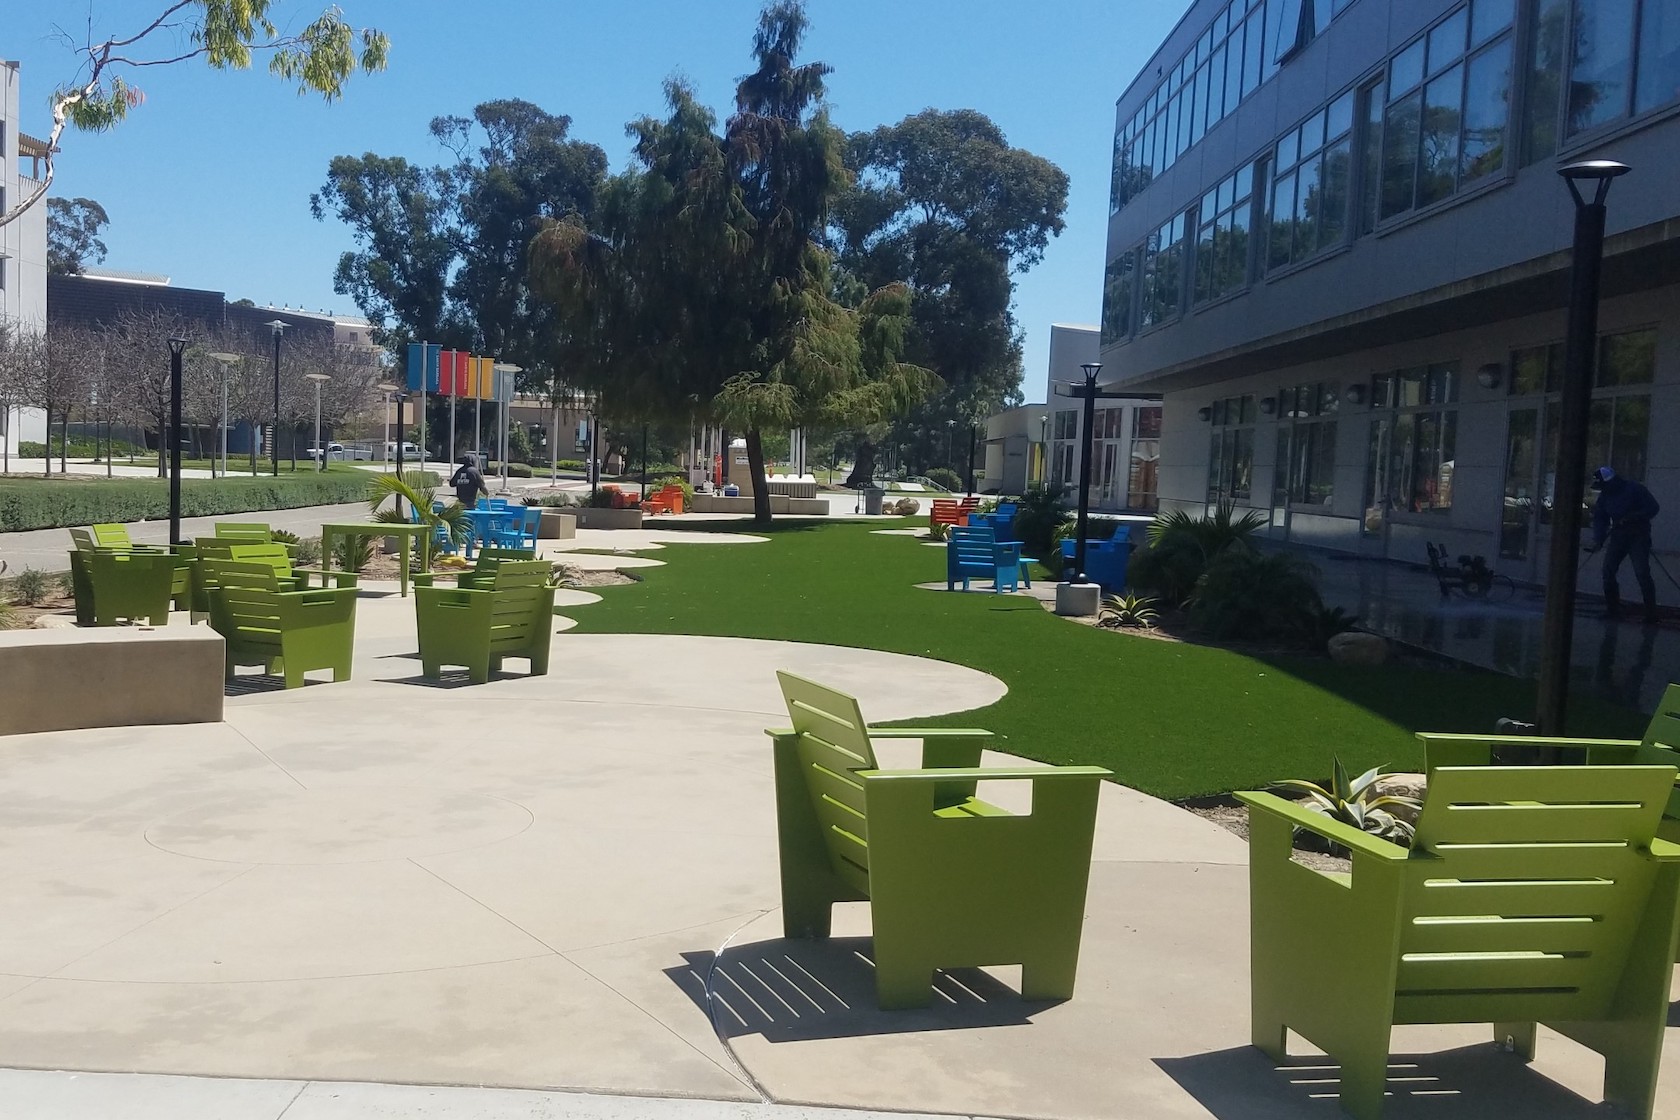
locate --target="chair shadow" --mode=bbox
[383,671,508,690]
[665,935,1048,1043]
[223,674,331,696]
[1155,1044,1619,1119]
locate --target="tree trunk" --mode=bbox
[747,428,772,524]
[844,438,877,488]
[42,408,52,476]
[59,414,69,473]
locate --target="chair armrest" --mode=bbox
[1650,838,1680,861]
[863,765,1110,783]
[866,726,994,740]
[1416,732,1642,749]
[1416,732,1643,771]
[411,572,438,588]
[1235,791,1410,863]
[295,566,358,590]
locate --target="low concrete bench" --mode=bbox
[0,627,225,736]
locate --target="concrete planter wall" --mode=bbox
[690,494,828,516]
[538,511,577,540]
[574,507,644,530]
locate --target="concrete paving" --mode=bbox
[9,540,1680,1117]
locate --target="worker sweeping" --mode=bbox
[1585,466,1661,624]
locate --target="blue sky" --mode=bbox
[9,0,1187,403]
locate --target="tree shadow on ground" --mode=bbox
[1156,1044,1619,1119]
[666,935,1050,1043]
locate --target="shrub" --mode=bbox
[1012,483,1071,559]
[0,472,438,533]
[0,602,19,630]
[1127,501,1268,605]
[331,533,376,573]
[270,529,302,546]
[489,461,533,478]
[555,460,585,472]
[9,567,51,605]
[1274,758,1422,848]
[927,521,949,542]
[540,492,577,508]
[292,536,323,565]
[587,485,639,509]
[1098,592,1159,630]
[1188,547,1323,645]
[925,467,962,492]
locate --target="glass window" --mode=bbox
[1523,0,1568,162]
[1225,30,1246,114]
[1428,8,1469,71]
[1369,364,1459,512]
[1327,89,1355,138]
[1244,9,1266,93]
[1101,249,1137,346]
[1208,47,1228,128]
[1269,170,1297,270]
[1319,138,1351,248]
[1636,0,1680,114]
[1130,410,1161,512]
[1300,108,1326,154]
[1272,0,1307,62]
[1461,39,1514,182]
[1599,328,1656,386]
[1391,39,1427,96]
[1293,153,1321,257]
[1567,0,1637,135]
[1357,79,1383,233]
[1472,0,1515,43]
[1418,64,1465,206]
[1276,129,1299,169]
[1381,93,1422,218]
[1278,381,1340,506]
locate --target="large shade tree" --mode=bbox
[529,0,931,522]
[831,108,1068,485]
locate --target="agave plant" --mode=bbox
[367,472,467,565]
[1273,757,1422,847]
[1145,499,1268,554]
[1098,591,1159,629]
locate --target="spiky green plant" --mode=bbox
[9,567,51,606]
[331,533,376,574]
[1098,591,1159,630]
[367,472,465,565]
[1273,758,1422,847]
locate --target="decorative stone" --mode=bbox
[1328,630,1389,666]
[1054,581,1101,618]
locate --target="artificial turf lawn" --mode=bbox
[565,518,1647,799]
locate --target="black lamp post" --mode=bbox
[1535,158,1631,738]
[967,422,978,495]
[1074,363,1102,582]
[640,422,649,501]
[945,418,955,474]
[266,319,287,477]
[167,337,188,545]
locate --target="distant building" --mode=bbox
[982,404,1046,495]
[1044,322,1163,512]
[1099,0,1680,586]
[1,61,50,457]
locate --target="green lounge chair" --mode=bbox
[412,547,538,592]
[767,671,1109,1009]
[1237,764,1680,1120]
[204,559,358,689]
[70,549,177,626]
[414,559,555,683]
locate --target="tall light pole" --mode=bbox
[209,352,241,479]
[1073,363,1101,582]
[1535,158,1631,739]
[378,380,399,473]
[1038,414,1049,484]
[945,417,955,473]
[305,372,331,471]
[167,337,188,546]
[265,320,287,476]
[493,361,522,493]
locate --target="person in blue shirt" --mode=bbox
[1585,466,1661,624]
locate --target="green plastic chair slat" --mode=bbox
[1403,913,1615,956]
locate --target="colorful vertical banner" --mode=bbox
[454,350,473,397]
[405,343,440,393]
[495,365,516,403]
[478,356,497,400]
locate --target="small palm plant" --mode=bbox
[1098,591,1159,629]
[1273,757,1422,847]
[367,472,466,567]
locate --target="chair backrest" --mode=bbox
[69,527,96,551]
[520,506,542,534]
[197,539,293,575]
[1397,765,1677,1022]
[994,502,1018,520]
[931,498,961,525]
[91,524,132,548]
[213,522,271,542]
[202,559,284,596]
[948,525,1000,573]
[488,559,551,591]
[776,671,877,894]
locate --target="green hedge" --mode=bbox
[0,472,438,532]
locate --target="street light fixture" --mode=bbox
[1535,158,1632,739]
[265,320,287,477]
[208,352,241,478]
[305,372,331,471]
[1073,363,1103,583]
[166,337,188,545]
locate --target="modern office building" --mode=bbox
[1045,322,1164,512]
[1099,0,1680,585]
[1,61,50,457]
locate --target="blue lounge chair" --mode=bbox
[947,525,1021,592]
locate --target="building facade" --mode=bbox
[1,61,50,456]
[1045,323,1165,512]
[1099,0,1680,586]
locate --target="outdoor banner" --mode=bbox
[436,349,455,396]
[452,350,473,397]
[495,365,516,403]
[478,356,498,400]
[405,342,440,393]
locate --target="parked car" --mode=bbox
[306,443,347,461]
[385,441,423,461]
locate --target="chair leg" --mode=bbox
[527,643,551,677]
[873,946,934,1010]
[1603,1028,1664,1120]
[284,665,306,689]
[1021,947,1079,1001]
[469,656,491,685]
[1494,1021,1537,1061]
[1331,1025,1395,1120]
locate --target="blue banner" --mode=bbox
[405,342,440,392]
